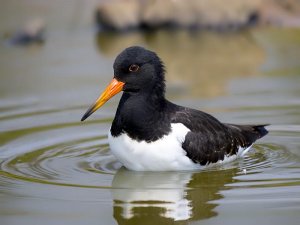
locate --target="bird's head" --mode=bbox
[81,46,165,121]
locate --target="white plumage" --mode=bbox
[108,123,251,171]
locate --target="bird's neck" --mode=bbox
[111,90,171,142]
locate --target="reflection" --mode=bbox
[96,30,264,98]
[111,168,238,224]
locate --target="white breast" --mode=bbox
[108,123,201,171]
[108,123,252,171]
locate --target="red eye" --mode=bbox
[129,64,139,72]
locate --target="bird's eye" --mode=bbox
[129,64,139,72]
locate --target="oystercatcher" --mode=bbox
[81,46,268,171]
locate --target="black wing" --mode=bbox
[169,103,268,165]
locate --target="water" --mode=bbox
[1,2,300,225]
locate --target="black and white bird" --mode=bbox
[81,46,268,171]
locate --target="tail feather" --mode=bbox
[252,124,269,138]
[226,124,269,147]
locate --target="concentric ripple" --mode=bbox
[231,127,300,188]
[0,139,121,187]
[1,101,300,225]
[1,102,300,191]
[0,103,121,188]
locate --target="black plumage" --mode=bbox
[111,95,268,165]
[83,46,268,167]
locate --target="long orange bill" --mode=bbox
[81,78,125,121]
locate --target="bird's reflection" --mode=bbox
[111,167,238,224]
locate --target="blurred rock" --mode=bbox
[95,0,261,31]
[140,0,261,29]
[6,19,45,46]
[259,0,300,27]
[95,0,300,31]
[95,0,140,31]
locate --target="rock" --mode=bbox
[259,0,300,27]
[95,0,262,31]
[95,0,140,31]
[141,0,261,29]
[95,0,300,31]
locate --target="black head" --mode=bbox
[113,46,166,96]
[81,46,166,121]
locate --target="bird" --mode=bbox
[81,46,268,171]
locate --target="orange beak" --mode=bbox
[81,78,125,121]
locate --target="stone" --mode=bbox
[95,0,300,31]
[95,0,262,31]
[95,0,140,31]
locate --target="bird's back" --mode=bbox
[168,102,268,165]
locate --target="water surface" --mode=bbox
[1,2,300,225]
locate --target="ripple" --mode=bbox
[1,108,300,192]
[230,142,300,188]
[0,134,121,188]
[0,104,121,188]
[1,133,297,189]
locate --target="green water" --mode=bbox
[1,1,300,225]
